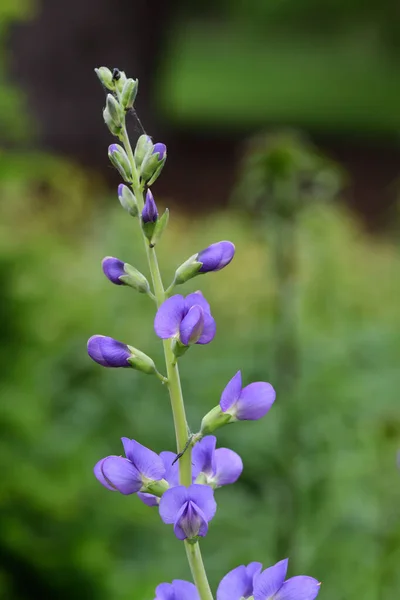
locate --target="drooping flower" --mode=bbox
[87,335,156,373]
[154,579,199,600]
[197,241,235,273]
[192,436,243,488]
[217,559,321,600]
[220,370,276,421]
[94,437,166,495]
[142,189,159,223]
[159,484,217,540]
[137,451,179,507]
[154,292,216,346]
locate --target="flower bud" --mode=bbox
[102,256,151,293]
[141,190,158,240]
[197,241,235,273]
[103,107,122,136]
[134,134,153,169]
[120,78,138,110]
[118,184,138,216]
[114,69,127,93]
[108,144,132,183]
[87,335,156,375]
[140,143,167,186]
[106,93,123,127]
[95,66,114,90]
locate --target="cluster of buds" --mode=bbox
[88,66,321,600]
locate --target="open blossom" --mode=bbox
[159,484,216,540]
[192,436,243,488]
[154,292,216,346]
[94,437,165,495]
[154,580,199,600]
[217,559,321,600]
[220,370,276,421]
[137,451,179,506]
[197,241,235,273]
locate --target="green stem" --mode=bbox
[118,117,213,600]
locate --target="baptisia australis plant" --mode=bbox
[89,66,321,600]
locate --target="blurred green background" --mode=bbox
[1,1,400,599]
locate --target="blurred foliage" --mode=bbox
[0,169,399,598]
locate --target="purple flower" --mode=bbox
[154,580,199,600]
[142,189,158,223]
[102,256,125,285]
[87,335,131,368]
[217,559,321,600]
[220,371,276,420]
[197,241,235,273]
[153,142,167,160]
[154,292,216,346]
[159,484,216,540]
[192,436,243,488]
[137,451,179,506]
[94,437,165,495]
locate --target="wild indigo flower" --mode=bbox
[140,142,167,185]
[142,189,159,223]
[220,370,276,421]
[154,580,199,600]
[217,559,321,600]
[154,292,216,346]
[197,241,235,273]
[102,256,151,293]
[153,142,167,160]
[102,256,125,285]
[192,435,243,488]
[159,484,217,540]
[137,450,179,506]
[94,437,166,495]
[87,335,131,368]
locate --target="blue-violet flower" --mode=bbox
[154,292,216,345]
[197,241,235,273]
[154,579,199,600]
[220,370,276,420]
[142,189,158,223]
[159,484,217,540]
[87,335,131,368]
[192,435,243,488]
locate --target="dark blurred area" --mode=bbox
[1,1,400,599]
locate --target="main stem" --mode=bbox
[119,121,214,600]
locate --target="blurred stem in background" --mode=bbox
[234,131,343,561]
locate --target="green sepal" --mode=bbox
[103,107,122,136]
[106,93,123,127]
[200,405,233,436]
[142,478,169,498]
[114,70,127,93]
[146,158,166,186]
[95,67,114,90]
[134,134,153,169]
[108,145,132,183]
[126,346,157,374]
[121,78,138,110]
[172,338,189,359]
[119,263,151,294]
[141,219,157,242]
[150,209,169,248]
[140,152,167,186]
[173,254,202,285]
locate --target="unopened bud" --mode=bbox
[118,184,138,216]
[121,78,138,110]
[108,144,132,183]
[103,107,122,136]
[106,94,123,127]
[102,256,150,294]
[140,143,167,186]
[95,67,114,90]
[141,190,158,241]
[134,134,154,169]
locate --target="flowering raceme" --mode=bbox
[89,65,321,600]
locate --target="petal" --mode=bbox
[192,436,217,476]
[137,492,159,507]
[153,142,167,160]
[94,457,117,491]
[121,438,165,480]
[87,335,131,368]
[142,189,158,223]
[253,559,288,600]
[217,565,253,600]
[171,579,200,600]
[179,305,205,345]
[247,562,263,587]
[159,486,189,524]
[213,448,243,486]
[154,582,174,600]
[101,456,142,495]
[198,241,235,273]
[220,371,242,412]
[160,451,180,487]
[102,256,125,285]
[185,291,211,315]
[197,312,216,345]
[274,577,321,600]
[154,295,186,339]
[236,382,276,420]
[187,484,217,522]
[173,501,208,540]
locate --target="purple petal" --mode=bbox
[198,241,235,273]
[253,559,288,600]
[94,457,117,491]
[170,580,200,600]
[153,142,167,160]
[154,582,175,600]
[187,484,217,522]
[159,486,189,524]
[154,295,186,339]
[185,291,211,315]
[142,189,158,223]
[137,492,159,506]
[101,456,142,494]
[173,500,208,540]
[220,371,242,412]
[179,305,204,345]
[273,576,321,600]
[121,437,165,480]
[197,312,216,345]
[236,382,276,420]
[217,565,254,600]
[160,451,180,487]
[102,256,125,285]
[87,335,131,368]
[246,562,263,587]
[192,436,217,476]
[213,448,243,486]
